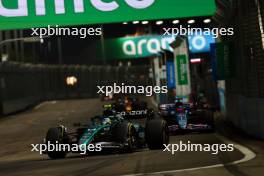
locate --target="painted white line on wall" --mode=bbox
[121,134,256,176]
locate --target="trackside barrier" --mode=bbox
[226,94,264,139]
[0,62,150,115]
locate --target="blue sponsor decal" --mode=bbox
[166,60,176,89]
[177,113,187,129]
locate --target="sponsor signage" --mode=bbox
[0,0,216,30]
[173,38,191,98]
[188,33,215,53]
[101,35,175,59]
[100,34,215,59]
[176,55,188,85]
[166,60,176,89]
[210,42,233,80]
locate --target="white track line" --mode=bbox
[121,134,256,176]
[34,101,57,110]
[215,134,256,165]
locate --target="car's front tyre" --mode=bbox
[112,121,137,152]
[46,127,68,159]
[145,119,169,150]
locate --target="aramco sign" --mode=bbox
[99,34,216,59]
[0,0,216,30]
[0,0,155,17]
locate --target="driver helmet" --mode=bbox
[175,98,183,108]
[102,117,111,126]
[102,117,112,131]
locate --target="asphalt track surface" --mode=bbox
[0,99,252,176]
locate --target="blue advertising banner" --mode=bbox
[188,33,215,53]
[166,60,176,89]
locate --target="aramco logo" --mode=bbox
[0,0,156,17]
[122,37,175,56]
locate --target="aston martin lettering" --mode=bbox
[118,110,148,116]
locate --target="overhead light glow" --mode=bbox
[156,21,163,25]
[133,21,139,24]
[66,76,78,86]
[188,19,195,24]
[123,22,128,24]
[172,20,179,24]
[190,58,202,64]
[203,19,211,23]
[142,21,149,25]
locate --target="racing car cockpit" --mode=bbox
[103,104,117,116]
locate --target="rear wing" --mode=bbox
[159,103,191,110]
[159,103,175,110]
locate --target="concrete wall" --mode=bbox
[226,94,264,139]
[0,62,150,116]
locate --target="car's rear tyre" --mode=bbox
[145,119,169,150]
[46,127,68,159]
[112,122,136,152]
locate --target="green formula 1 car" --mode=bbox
[42,113,168,159]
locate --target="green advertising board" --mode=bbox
[0,0,216,30]
[215,42,233,80]
[98,35,175,59]
[217,43,232,79]
[176,55,188,85]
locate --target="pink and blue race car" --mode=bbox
[158,99,214,133]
